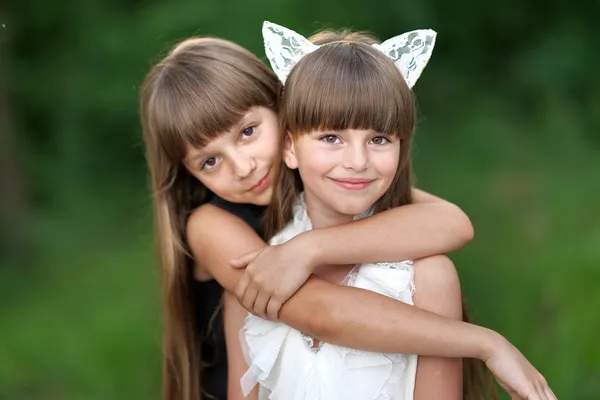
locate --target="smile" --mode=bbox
[328,177,375,191]
[250,170,271,193]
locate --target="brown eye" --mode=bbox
[241,125,257,139]
[370,136,390,145]
[321,135,341,144]
[201,157,219,170]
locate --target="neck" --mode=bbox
[301,191,359,285]
[303,191,354,229]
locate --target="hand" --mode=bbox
[484,333,556,400]
[230,234,316,320]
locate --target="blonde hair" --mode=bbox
[140,37,281,400]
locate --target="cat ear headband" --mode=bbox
[262,21,437,88]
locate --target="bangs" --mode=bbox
[144,39,280,164]
[282,42,415,137]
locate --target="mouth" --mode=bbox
[250,169,271,193]
[329,177,375,191]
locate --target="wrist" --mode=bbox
[475,327,505,362]
[295,230,323,271]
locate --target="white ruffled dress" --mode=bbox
[240,196,418,400]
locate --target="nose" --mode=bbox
[342,142,369,171]
[232,151,256,180]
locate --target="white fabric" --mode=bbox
[262,20,436,88]
[240,195,418,399]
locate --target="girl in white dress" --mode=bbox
[236,22,466,400]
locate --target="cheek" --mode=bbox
[296,145,335,177]
[194,172,234,198]
[375,148,401,179]
[260,123,281,161]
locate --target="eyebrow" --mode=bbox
[310,129,378,134]
[186,152,206,165]
[237,110,257,128]
[184,109,259,164]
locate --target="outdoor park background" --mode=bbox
[1,0,599,398]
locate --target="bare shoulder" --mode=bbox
[187,203,235,240]
[412,255,460,289]
[187,203,259,249]
[186,203,266,284]
[187,203,233,280]
[412,255,462,319]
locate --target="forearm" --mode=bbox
[412,255,463,399]
[191,205,494,360]
[280,277,497,359]
[302,201,473,266]
[224,292,257,400]
[197,222,495,360]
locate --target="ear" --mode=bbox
[282,132,298,169]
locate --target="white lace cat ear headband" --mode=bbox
[262,21,437,88]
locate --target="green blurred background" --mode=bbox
[1,0,598,398]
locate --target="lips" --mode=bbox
[250,170,270,193]
[329,177,375,190]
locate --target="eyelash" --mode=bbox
[319,135,392,145]
[241,125,258,139]
[320,134,341,144]
[369,136,391,145]
[200,157,219,171]
[199,125,259,171]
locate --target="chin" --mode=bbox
[335,201,375,217]
[251,188,273,206]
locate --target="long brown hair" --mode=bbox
[266,29,497,400]
[140,37,281,400]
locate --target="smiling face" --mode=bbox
[284,129,400,227]
[183,106,280,206]
[272,41,415,229]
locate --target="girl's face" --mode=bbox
[284,129,400,227]
[184,106,280,206]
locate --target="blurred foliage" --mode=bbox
[1,0,599,398]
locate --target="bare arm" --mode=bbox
[188,205,556,400]
[224,291,257,400]
[411,187,449,203]
[304,188,473,266]
[190,204,553,399]
[412,255,463,400]
[230,188,472,319]
[190,204,488,357]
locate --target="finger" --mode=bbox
[266,297,283,321]
[235,274,250,302]
[536,382,553,400]
[504,386,524,400]
[535,374,555,400]
[523,390,540,400]
[544,386,557,400]
[230,250,262,268]
[242,285,259,313]
[252,291,271,319]
[517,382,538,400]
[536,385,549,400]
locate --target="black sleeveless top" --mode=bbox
[192,195,265,399]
